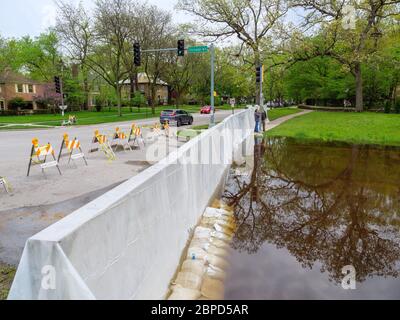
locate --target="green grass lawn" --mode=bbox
[267,111,400,147]
[268,107,302,121]
[0,105,244,130]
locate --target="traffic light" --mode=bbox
[256,65,263,84]
[178,39,185,57]
[54,76,61,94]
[134,42,141,67]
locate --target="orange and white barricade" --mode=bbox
[58,134,88,166]
[0,176,12,194]
[163,122,171,138]
[89,130,116,161]
[152,123,162,135]
[128,124,146,148]
[27,138,62,177]
[112,127,132,152]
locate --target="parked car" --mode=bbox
[200,106,212,114]
[160,110,194,127]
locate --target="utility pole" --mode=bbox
[257,64,269,122]
[210,44,216,127]
[55,59,67,117]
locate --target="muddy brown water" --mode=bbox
[223,137,400,300]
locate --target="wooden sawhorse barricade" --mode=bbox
[58,134,88,166]
[128,124,146,149]
[27,139,62,177]
[0,177,12,194]
[112,128,133,152]
[89,130,116,161]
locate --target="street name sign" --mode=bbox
[188,46,209,54]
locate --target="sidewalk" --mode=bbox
[265,109,312,132]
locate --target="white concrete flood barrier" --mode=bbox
[8,108,255,300]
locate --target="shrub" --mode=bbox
[32,109,52,115]
[395,100,400,114]
[131,92,146,109]
[204,96,222,106]
[7,97,27,110]
[0,109,18,116]
[384,100,392,114]
[95,105,102,112]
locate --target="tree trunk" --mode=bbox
[135,72,139,92]
[151,83,157,115]
[116,84,122,117]
[130,73,136,100]
[83,78,90,111]
[355,63,364,112]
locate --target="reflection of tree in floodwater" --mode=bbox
[223,137,400,284]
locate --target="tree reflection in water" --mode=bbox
[223,136,400,284]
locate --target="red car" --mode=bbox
[200,106,212,114]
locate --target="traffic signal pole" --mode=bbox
[210,44,216,127]
[256,64,269,123]
[135,40,217,128]
[260,65,269,122]
[60,64,65,114]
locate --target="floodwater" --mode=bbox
[223,137,400,300]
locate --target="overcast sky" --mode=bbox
[0,0,190,38]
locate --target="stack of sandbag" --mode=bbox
[168,202,236,301]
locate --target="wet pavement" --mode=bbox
[0,181,126,266]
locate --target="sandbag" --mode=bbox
[201,277,225,300]
[190,237,210,249]
[201,217,220,226]
[211,200,233,212]
[204,207,233,219]
[169,285,201,301]
[207,254,229,270]
[174,272,203,291]
[215,219,236,232]
[187,247,208,261]
[211,199,223,209]
[206,265,227,282]
[207,245,230,259]
[210,237,231,249]
[214,223,235,237]
[194,226,212,239]
[182,259,206,277]
[211,231,233,242]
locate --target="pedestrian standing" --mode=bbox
[255,107,261,133]
[261,109,267,132]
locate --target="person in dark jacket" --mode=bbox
[255,107,262,133]
[261,109,267,131]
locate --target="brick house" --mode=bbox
[0,69,47,111]
[121,73,169,105]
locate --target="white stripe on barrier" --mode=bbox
[40,161,59,169]
[71,153,85,160]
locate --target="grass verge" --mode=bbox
[0,105,244,129]
[0,264,16,300]
[268,107,302,121]
[267,111,400,147]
